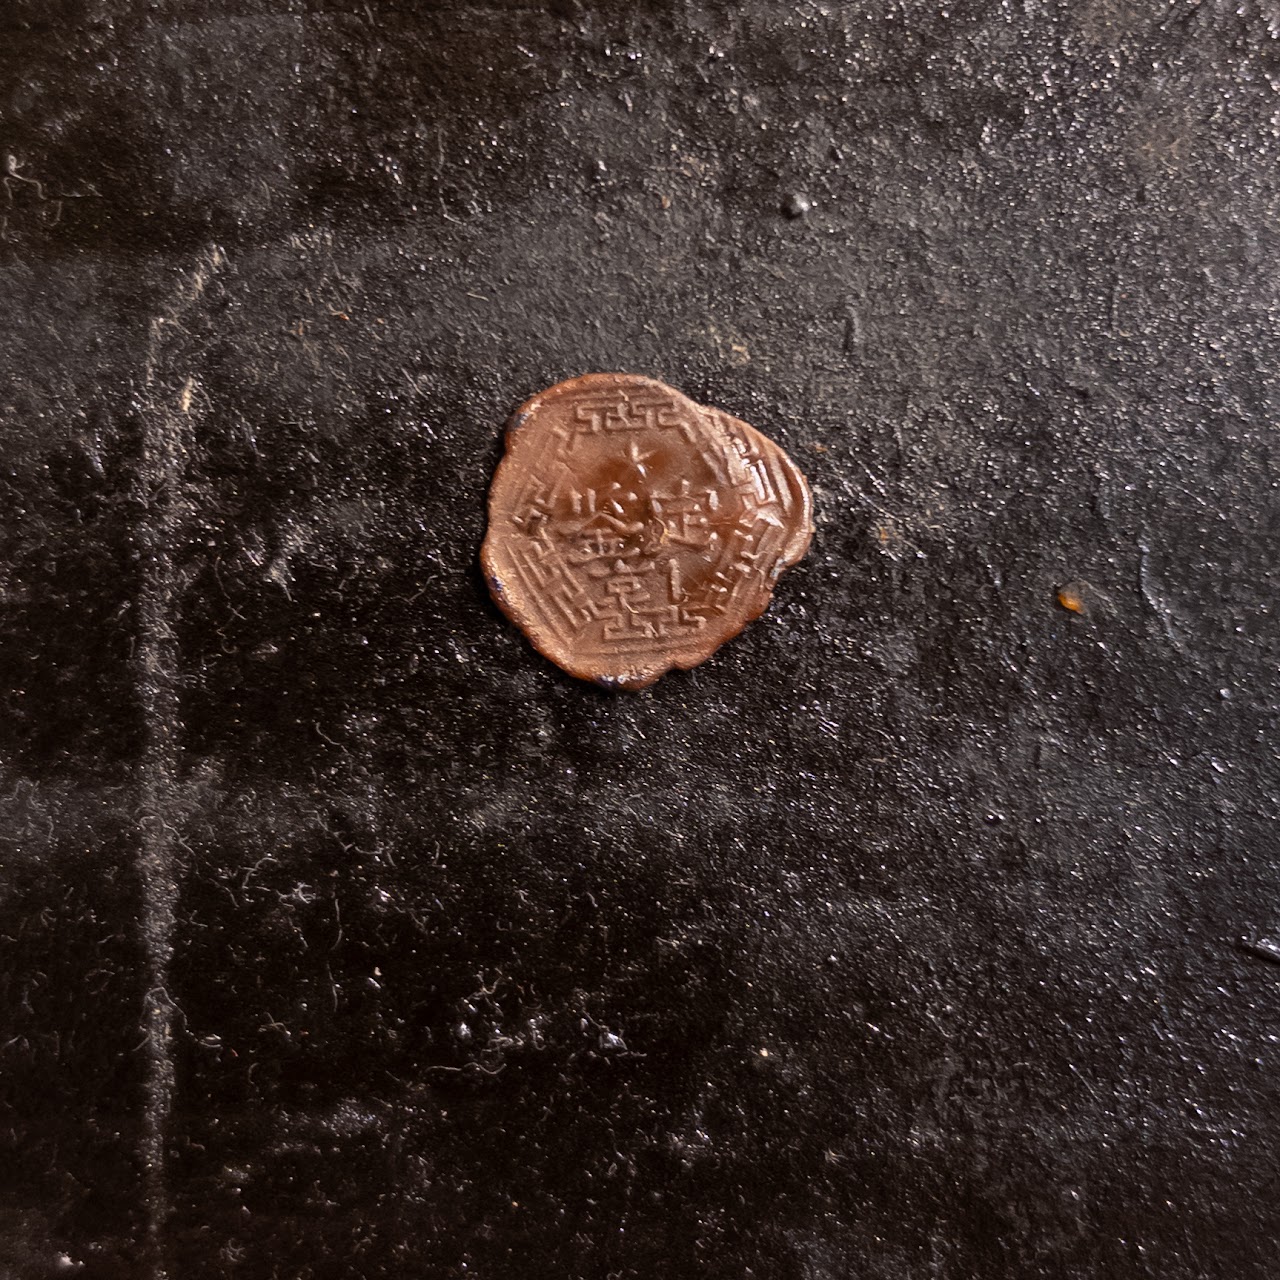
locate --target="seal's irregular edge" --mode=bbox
[480,376,814,691]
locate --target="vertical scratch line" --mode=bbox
[135,246,221,1279]
[137,319,182,1280]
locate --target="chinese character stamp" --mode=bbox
[481,373,813,689]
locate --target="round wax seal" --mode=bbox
[481,373,813,690]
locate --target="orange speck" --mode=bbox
[1057,586,1085,614]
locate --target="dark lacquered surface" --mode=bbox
[1,2,1278,1277]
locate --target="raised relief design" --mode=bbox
[482,374,813,689]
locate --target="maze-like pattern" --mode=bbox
[494,389,803,662]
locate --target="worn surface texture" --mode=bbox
[1,1,1278,1277]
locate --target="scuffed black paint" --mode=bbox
[1,1,1278,1278]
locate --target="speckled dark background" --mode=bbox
[2,1,1278,1277]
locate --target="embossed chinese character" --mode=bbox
[481,373,813,690]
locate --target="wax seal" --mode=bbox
[481,373,813,690]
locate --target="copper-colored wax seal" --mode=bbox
[481,373,813,690]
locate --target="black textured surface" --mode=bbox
[2,2,1278,1277]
